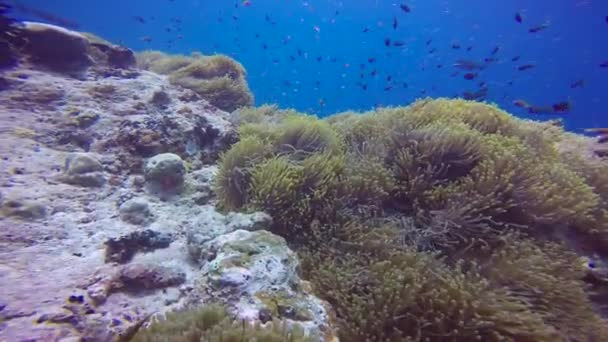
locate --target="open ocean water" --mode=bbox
[10,0,608,132]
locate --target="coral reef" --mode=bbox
[0,22,326,341]
[136,51,254,112]
[217,98,608,340]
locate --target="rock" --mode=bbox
[1,198,46,220]
[0,40,17,70]
[60,153,106,187]
[65,153,103,174]
[105,229,172,263]
[197,230,331,335]
[118,198,153,225]
[150,90,171,108]
[20,22,92,75]
[115,263,186,291]
[89,43,136,69]
[144,153,186,194]
[186,210,273,263]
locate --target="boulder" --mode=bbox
[20,22,92,75]
[105,229,172,264]
[118,197,153,225]
[195,229,332,336]
[144,153,186,194]
[60,153,106,187]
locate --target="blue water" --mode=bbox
[11,0,608,132]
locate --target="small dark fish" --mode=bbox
[515,12,523,23]
[402,82,408,88]
[255,33,260,38]
[586,128,608,134]
[384,85,393,91]
[362,84,368,90]
[429,48,436,54]
[491,46,500,55]
[371,69,377,76]
[552,101,571,113]
[132,16,146,24]
[478,81,486,88]
[316,56,322,62]
[484,57,497,63]
[513,99,530,108]
[360,63,366,69]
[385,38,391,46]
[529,23,550,33]
[232,15,238,21]
[392,40,406,47]
[600,61,608,68]
[165,27,172,32]
[368,57,376,63]
[386,75,393,81]
[511,56,521,62]
[426,39,432,46]
[289,56,295,61]
[463,73,477,80]
[466,46,473,51]
[140,36,152,43]
[437,64,443,68]
[400,4,411,12]
[452,44,461,49]
[463,88,487,101]
[453,59,485,70]
[297,49,303,57]
[262,43,268,49]
[363,27,370,33]
[518,64,535,71]
[527,105,556,114]
[393,16,398,30]
[570,79,585,88]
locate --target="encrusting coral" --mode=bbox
[216,97,608,341]
[136,51,254,112]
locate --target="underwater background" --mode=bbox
[11,0,608,132]
[5,0,608,340]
